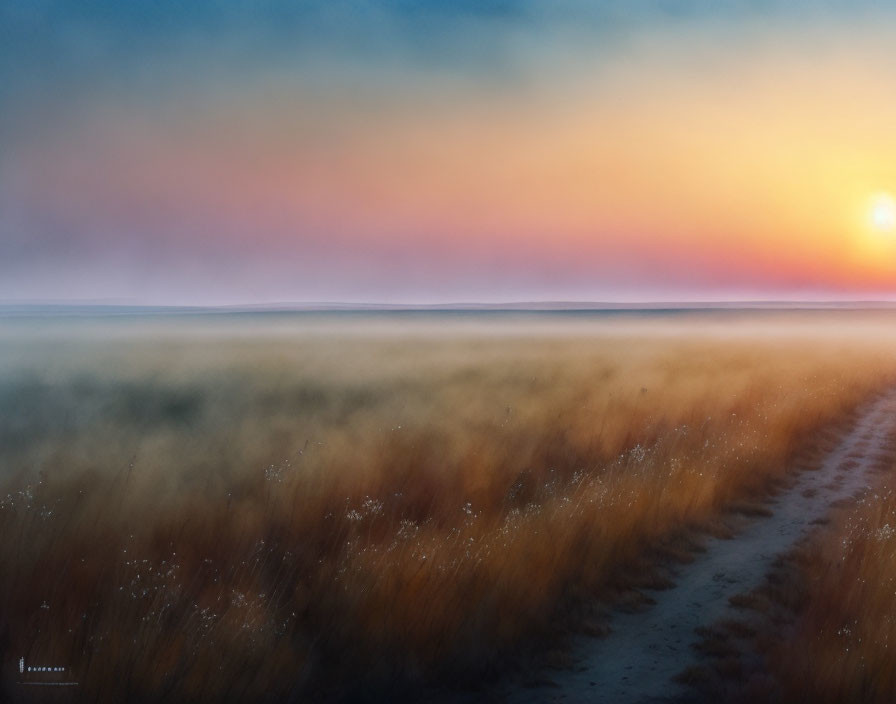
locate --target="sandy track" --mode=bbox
[508,389,896,704]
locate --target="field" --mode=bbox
[3,311,896,702]
[765,475,896,703]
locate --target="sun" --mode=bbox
[869,192,896,233]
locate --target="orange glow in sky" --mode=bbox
[4,3,896,303]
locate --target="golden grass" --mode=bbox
[769,477,896,703]
[1,318,896,701]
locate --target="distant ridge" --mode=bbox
[3,301,896,316]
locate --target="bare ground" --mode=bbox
[505,388,896,704]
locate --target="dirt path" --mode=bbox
[508,389,896,704]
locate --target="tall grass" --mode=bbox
[1,316,895,701]
[769,476,896,703]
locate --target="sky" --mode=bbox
[4,0,896,304]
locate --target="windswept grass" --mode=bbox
[768,476,896,703]
[1,314,896,701]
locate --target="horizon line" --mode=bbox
[4,299,896,314]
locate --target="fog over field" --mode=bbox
[3,310,896,702]
[8,0,896,701]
